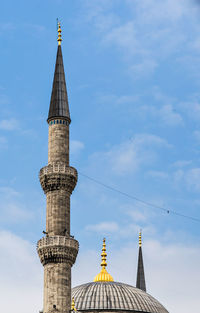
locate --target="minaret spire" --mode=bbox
[48,21,70,124]
[136,231,146,292]
[37,24,79,313]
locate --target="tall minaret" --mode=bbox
[37,23,79,313]
[136,231,146,292]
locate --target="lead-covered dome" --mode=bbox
[72,281,169,313]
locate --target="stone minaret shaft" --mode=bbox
[37,23,79,313]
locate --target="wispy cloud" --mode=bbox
[0,187,33,223]
[147,170,169,180]
[99,90,183,127]
[86,221,119,233]
[0,118,19,131]
[71,140,84,155]
[0,231,42,313]
[173,167,200,192]
[83,0,200,78]
[185,168,200,192]
[172,160,192,168]
[89,133,171,176]
[130,59,158,78]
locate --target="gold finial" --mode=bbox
[139,231,142,247]
[101,238,107,269]
[57,21,62,45]
[94,238,114,282]
[71,297,77,311]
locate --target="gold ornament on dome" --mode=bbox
[71,297,77,311]
[94,238,114,282]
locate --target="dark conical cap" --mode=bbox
[136,232,146,292]
[48,44,71,123]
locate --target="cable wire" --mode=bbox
[79,172,200,223]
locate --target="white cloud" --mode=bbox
[103,21,139,54]
[0,231,42,313]
[71,140,84,155]
[85,211,155,239]
[140,103,183,127]
[0,118,19,131]
[173,167,200,192]
[131,59,158,77]
[172,160,192,168]
[159,104,183,126]
[0,187,33,223]
[147,170,169,179]
[88,133,171,176]
[132,0,189,23]
[0,186,20,197]
[99,91,183,127]
[181,101,200,121]
[86,221,119,233]
[185,168,200,192]
[108,134,170,174]
[100,94,139,106]
[126,208,148,222]
[84,0,200,78]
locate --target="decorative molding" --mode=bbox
[39,164,77,193]
[37,236,79,266]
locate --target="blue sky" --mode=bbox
[0,1,200,312]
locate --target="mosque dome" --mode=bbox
[72,281,168,313]
[72,237,169,313]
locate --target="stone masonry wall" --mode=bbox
[46,190,70,236]
[44,263,71,313]
[48,123,69,165]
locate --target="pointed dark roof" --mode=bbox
[48,45,70,123]
[136,245,146,292]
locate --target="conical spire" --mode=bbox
[94,238,114,282]
[136,231,146,292]
[48,22,70,123]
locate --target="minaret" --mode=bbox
[37,23,79,313]
[136,231,146,292]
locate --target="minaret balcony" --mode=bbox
[37,235,79,266]
[39,164,78,193]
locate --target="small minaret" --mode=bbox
[136,231,146,292]
[37,23,79,313]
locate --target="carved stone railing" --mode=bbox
[37,236,79,266]
[37,236,78,249]
[39,165,78,193]
[40,164,78,179]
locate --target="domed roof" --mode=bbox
[72,281,169,313]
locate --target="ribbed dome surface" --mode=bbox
[72,282,169,313]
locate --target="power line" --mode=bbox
[79,172,200,223]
